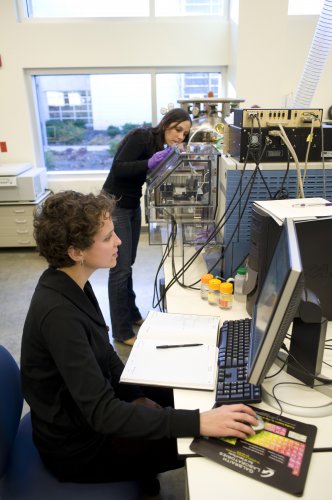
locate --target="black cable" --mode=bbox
[270,380,332,415]
[274,151,290,200]
[282,344,332,385]
[321,122,327,199]
[150,118,301,305]
[159,165,257,294]
[161,130,283,295]
[152,216,177,310]
[162,165,260,295]
[265,350,289,379]
[262,340,332,415]
[247,116,293,201]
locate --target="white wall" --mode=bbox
[0,0,331,194]
[231,0,290,106]
[230,0,332,111]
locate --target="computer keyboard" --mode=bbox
[215,319,262,406]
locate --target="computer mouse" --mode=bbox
[251,414,265,432]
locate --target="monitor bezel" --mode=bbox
[247,217,304,385]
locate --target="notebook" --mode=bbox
[253,197,332,226]
[120,310,220,390]
[190,407,317,496]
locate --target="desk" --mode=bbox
[162,253,332,499]
[185,453,332,500]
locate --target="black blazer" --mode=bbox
[21,268,199,460]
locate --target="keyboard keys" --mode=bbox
[215,319,262,406]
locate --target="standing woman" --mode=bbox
[102,108,192,346]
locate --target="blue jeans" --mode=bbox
[108,206,142,341]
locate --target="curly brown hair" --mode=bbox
[34,190,116,268]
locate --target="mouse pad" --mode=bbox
[190,407,317,496]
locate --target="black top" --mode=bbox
[21,268,200,461]
[103,128,159,209]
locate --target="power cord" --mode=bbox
[263,343,332,416]
[268,125,305,198]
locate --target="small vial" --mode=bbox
[207,278,221,306]
[219,282,233,309]
[200,273,214,300]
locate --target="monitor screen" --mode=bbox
[247,218,304,385]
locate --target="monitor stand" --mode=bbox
[262,291,332,418]
[262,361,332,418]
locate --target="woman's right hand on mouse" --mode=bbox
[199,403,258,439]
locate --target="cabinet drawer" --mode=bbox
[0,225,34,237]
[0,205,36,216]
[0,235,36,247]
[0,215,34,227]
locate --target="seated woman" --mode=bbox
[20,190,258,494]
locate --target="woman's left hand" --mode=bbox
[147,147,172,170]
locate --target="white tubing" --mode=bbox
[293,0,332,108]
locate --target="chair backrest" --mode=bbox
[0,345,23,479]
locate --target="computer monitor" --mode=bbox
[247,218,304,384]
[247,218,332,417]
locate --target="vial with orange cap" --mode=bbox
[219,281,233,310]
[207,278,221,305]
[200,273,214,300]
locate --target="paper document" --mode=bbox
[254,197,332,225]
[120,311,220,390]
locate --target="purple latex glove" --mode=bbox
[147,147,172,170]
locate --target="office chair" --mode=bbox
[0,345,140,500]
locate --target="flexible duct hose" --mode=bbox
[293,0,332,108]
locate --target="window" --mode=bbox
[33,71,222,171]
[156,72,222,116]
[22,0,225,18]
[155,0,224,16]
[24,0,149,18]
[288,0,324,15]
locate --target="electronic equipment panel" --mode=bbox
[225,108,331,164]
[233,108,323,128]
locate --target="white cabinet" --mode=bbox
[0,192,50,247]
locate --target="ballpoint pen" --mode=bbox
[156,343,203,349]
[292,202,332,207]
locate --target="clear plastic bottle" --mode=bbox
[207,278,221,306]
[234,267,247,303]
[219,281,233,309]
[200,273,214,300]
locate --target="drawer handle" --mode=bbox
[16,230,28,234]
[15,219,27,224]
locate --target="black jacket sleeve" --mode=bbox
[102,129,157,208]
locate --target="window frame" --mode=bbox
[17,0,228,21]
[288,0,324,16]
[26,66,226,174]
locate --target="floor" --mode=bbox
[0,231,187,500]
